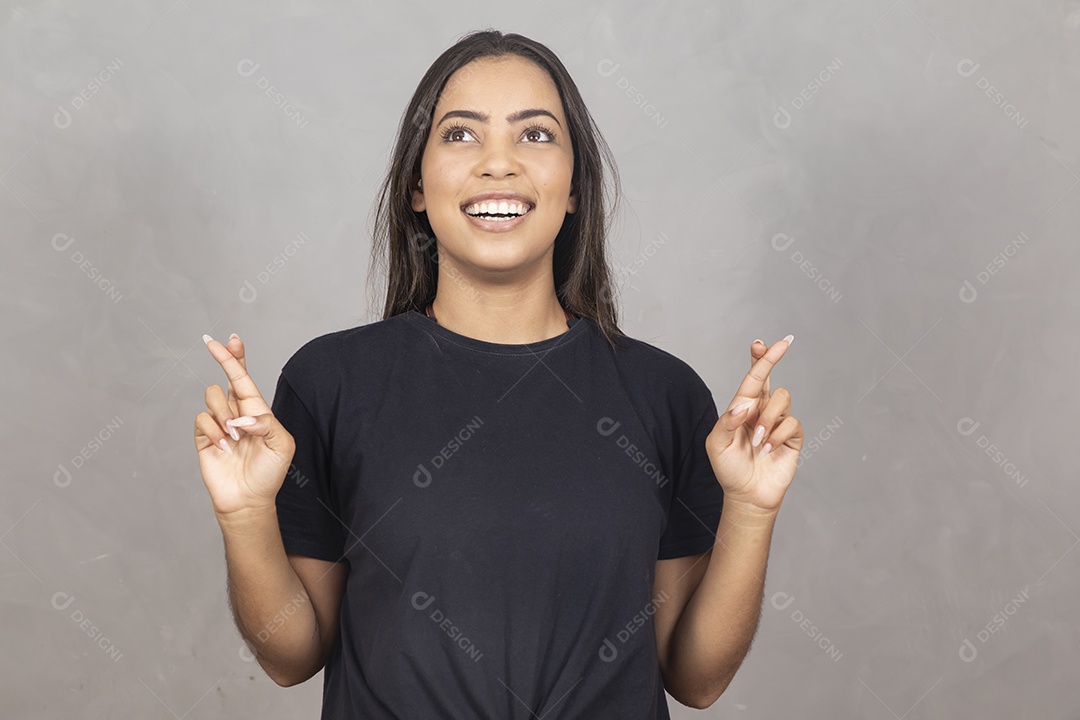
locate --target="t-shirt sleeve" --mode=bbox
[271,370,346,563]
[657,393,725,559]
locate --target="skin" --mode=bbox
[707,334,802,513]
[410,54,578,345]
[654,336,803,707]
[196,333,347,687]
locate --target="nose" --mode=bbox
[475,131,522,179]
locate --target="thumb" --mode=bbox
[226,413,295,456]
[709,398,757,453]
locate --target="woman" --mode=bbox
[195,28,801,719]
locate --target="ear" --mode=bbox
[411,178,425,213]
[566,186,578,214]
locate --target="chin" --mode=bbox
[443,233,552,271]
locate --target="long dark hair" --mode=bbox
[365,28,629,349]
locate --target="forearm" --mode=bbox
[666,501,778,706]
[217,505,323,685]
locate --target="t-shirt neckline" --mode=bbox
[403,309,588,355]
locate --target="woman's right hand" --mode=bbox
[194,333,296,519]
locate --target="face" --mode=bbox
[411,54,577,276]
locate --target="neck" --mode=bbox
[428,292,572,345]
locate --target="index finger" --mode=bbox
[731,335,792,404]
[202,334,267,405]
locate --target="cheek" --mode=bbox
[536,160,575,196]
[427,204,461,229]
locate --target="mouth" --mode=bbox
[461,199,535,232]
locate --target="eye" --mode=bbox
[438,123,558,144]
[440,124,476,143]
[522,123,557,143]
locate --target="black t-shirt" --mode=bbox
[271,310,725,719]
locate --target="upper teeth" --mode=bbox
[464,200,530,216]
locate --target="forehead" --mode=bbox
[434,55,564,118]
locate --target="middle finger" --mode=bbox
[733,335,792,406]
[225,334,246,415]
[203,334,269,412]
[751,339,770,402]
[751,387,791,448]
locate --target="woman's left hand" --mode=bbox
[704,335,803,515]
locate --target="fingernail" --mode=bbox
[227,416,256,427]
[762,442,772,454]
[229,333,240,341]
[218,438,233,455]
[783,334,794,346]
[203,334,213,345]
[752,425,765,447]
[731,399,755,415]
[753,339,765,347]
[227,425,240,441]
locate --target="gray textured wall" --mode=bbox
[4,1,1077,717]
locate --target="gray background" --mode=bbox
[4,0,1077,717]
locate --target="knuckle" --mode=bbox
[194,412,217,436]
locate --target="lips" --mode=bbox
[462,200,532,219]
[459,191,535,210]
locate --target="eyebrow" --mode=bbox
[435,108,562,128]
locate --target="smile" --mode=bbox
[461,201,534,232]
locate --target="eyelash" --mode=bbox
[439,123,558,144]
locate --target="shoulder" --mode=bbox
[599,325,717,472]
[280,313,414,388]
[604,327,713,409]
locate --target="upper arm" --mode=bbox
[653,551,711,695]
[287,552,348,668]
